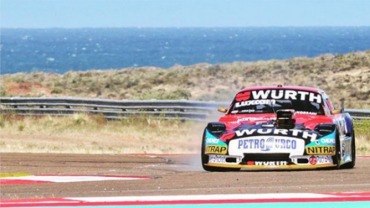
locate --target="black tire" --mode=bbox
[342,131,356,169]
[333,129,342,169]
[201,129,240,172]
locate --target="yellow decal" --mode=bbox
[206,146,227,154]
[306,146,336,155]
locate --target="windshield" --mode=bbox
[229,89,325,115]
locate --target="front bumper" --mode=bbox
[205,163,337,170]
[205,154,336,170]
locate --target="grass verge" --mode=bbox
[354,119,370,155]
[0,114,369,155]
[0,114,204,154]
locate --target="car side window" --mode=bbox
[326,98,334,111]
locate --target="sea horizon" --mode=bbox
[1,27,370,74]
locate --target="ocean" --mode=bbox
[1,27,370,74]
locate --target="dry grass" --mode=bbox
[0,114,204,154]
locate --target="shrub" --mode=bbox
[72,114,88,125]
[0,85,6,96]
[51,87,63,94]
[0,115,5,128]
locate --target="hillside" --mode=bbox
[1,51,370,109]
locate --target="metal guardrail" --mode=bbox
[344,109,370,120]
[0,97,227,121]
[0,97,369,120]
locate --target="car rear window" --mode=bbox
[229,89,325,115]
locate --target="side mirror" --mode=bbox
[331,109,342,115]
[330,98,345,115]
[217,107,228,113]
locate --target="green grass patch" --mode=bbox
[354,119,370,136]
[354,119,370,155]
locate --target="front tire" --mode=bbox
[333,129,341,169]
[342,131,356,169]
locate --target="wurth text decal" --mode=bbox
[251,90,322,103]
[235,128,318,141]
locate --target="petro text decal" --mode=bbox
[238,137,297,151]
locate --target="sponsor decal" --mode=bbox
[235,128,318,141]
[316,138,335,145]
[247,161,255,165]
[314,156,332,164]
[295,111,317,115]
[306,146,335,155]
[206,138,220,144]
[229,136,305,156]
[208,155,227,163]
[237,117,268,122]
[237,137,297,151]
[235,99,276,108]
[205,130,228,145]
[247,161,288,166]
[309,155,333,165]
[205,146,227,154]
[235,91,251,101]
[307,133,336,147]
[309,156,317,165]
[251,90,322,104]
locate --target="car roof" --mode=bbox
[238,85,322,94]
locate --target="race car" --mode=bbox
[201,85,356,171]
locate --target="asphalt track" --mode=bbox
[1,153,370,207]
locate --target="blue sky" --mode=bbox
[1,0,369,28]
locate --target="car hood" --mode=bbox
[218,113,333,131]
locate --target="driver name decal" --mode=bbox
[235,99,276,108]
